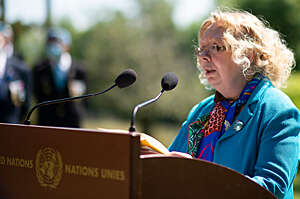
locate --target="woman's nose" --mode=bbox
[199,50,211,63]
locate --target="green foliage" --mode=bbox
[16,25,45,66]
[295,168,300,199]
[282,72,300,109]
[70,0,211,132]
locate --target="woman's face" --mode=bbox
[197,23,247,98]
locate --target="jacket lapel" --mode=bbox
[217,79,270,142]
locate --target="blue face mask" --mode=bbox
[46,42,63,64]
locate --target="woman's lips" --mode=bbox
[205,69,216,76]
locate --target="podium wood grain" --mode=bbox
[140,156,276,199]
[0,123,140,199]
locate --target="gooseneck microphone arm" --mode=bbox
[24,84,117,125]
[129,89,164,132]
[24,68,137,125]
[129,72,178,132]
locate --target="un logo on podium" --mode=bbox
[35,147,63,188]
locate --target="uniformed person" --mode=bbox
[33,27,87,128]
[0,22,32,123]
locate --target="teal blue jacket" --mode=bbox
[169,78,300,199]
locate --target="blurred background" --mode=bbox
[3,0,299,196]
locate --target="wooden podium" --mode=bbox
[0,123,275,199]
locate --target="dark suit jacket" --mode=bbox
[33,58,87,128]
[0,56,32,123]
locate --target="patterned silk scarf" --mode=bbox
[187,75,263,161]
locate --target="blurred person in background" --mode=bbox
[168,9,300,199]
[33,27,87,128]
[0,22,32,123]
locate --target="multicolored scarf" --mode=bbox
[187,75,263,161]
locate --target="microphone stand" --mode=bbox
[24,84,117,125]
[129,89,165,132]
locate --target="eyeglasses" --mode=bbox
[194,44,226,56]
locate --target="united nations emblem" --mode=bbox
[35,147,63,189]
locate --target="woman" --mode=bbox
[168,9,300,199]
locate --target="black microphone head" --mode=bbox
[115,69,137,88]
[161,72,178,91]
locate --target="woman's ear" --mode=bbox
[248,49,256,65]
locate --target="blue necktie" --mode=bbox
[53,65,67,92]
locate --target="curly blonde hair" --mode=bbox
[197,8,295,88]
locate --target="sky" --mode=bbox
[5,0,215,30]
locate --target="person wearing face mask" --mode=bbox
[0,22,32,123]
[166,9,300,199]
[32,27,87,128]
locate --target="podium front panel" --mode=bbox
[0,123,140,199]
[141,156,276,199]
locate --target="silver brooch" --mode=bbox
[233,120,244,132]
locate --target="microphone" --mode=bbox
[129,72,178,132]
[24,69,137,125]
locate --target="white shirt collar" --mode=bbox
[58,52,72,72]
[0,50,7,79]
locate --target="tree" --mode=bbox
[73,0,210,133]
